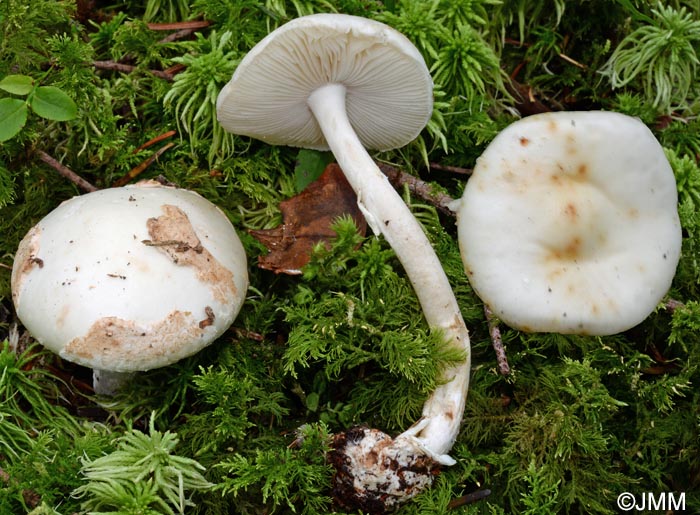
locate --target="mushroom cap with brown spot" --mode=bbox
[11,182,248,372]
[456,111,681,335]
[216,13,433,151]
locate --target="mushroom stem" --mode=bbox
[92,369,136,396]
[307,83,471,463]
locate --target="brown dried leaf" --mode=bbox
[250,164,366,274]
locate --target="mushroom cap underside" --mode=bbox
[457,111,682,335]
[11,182,249,372]
[216,13,433,151]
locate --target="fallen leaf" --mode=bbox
[250,163,366,274]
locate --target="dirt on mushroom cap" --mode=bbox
[10,224,43,311]
[144,204,237,304]
[63,310,210,372]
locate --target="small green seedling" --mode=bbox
[0,74,77,142]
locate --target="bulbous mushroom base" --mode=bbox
[328,426,441,514]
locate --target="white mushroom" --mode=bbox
[217,13,471,511]
[456,111,682,335]
[11,181,248,394]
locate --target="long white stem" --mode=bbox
[307,84,471,464]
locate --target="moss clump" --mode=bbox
[0,1,699,514]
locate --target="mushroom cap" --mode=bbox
[11,181,248,372]
[216,13,433,151]
[456,111,682,335]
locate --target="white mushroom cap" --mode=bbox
[216,13,433,151]
[11,181,248,372]
[456,111,681,335]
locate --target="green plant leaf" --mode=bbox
[0,74,35,95]
[305,391,320,412]
[30,86,77,121]
[0,98,28,141]
[294,149,335,193]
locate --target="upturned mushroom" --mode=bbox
[456,111,681,335]
[11,181,248,394]
[216,13,471,512]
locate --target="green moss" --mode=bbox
[1,1,699,513]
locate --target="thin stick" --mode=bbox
[147,21,211,44]
[429,162,473,175]
[146,20,211,31]
[484,305,511,375]
[93,60,174,81]
[133,130,177,154]
[37,151,98,192]
[113,142,175,187]
[558,53,586,69]
[157,28,200,44]
[164,63,187,76]
[378,162,456,216]
[447,489,492,509]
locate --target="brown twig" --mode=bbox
[147,20,211,44]
[429,162,473,175]
[156,28,200,44]
[133,130,177,154]
[378,162,457,216]
[448,489,492,509]
[113,142,176,187]
[146,20,211,31]
[93,60,175,81]
[164,63,187,76]
[37,151,98,192]
[484,305,511,375]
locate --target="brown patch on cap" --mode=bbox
[519,136,530,146]
[11,225,43,309]
[563,202,578,220]
[548,236,582,262]
[144,204,236,304]
[56,304,70,330]
[546,266,567,282]
[63,310,204,371]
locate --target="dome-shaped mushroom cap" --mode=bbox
[456,111,682,335]
[11,182,248,372]
[216,13,433,151]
